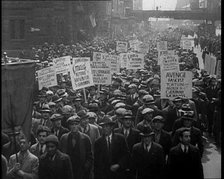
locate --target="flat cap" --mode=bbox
[66,115,80,124]
[152,115,165,123]
[45,134,59,145]
[142,108,154,115]
[50,113,63,121]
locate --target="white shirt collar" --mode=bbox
[180,143,188,152]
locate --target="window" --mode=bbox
[9,19,25,40]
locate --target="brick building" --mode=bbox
[2,1,108,57]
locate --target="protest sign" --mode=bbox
[215,60,221,79]
[53,56,71,74]
[137,43,149,54]
[161,71,192,99]
[116,41,128,53]
[37,66,57,90]
[93,52,107,61]
[160,55,179,72]
[158,50,175,65]
[181,39,194,50]
[106,54,120,74]
[129,39,140,51]
[127,53,144,69]
[157,41,167,51]
[119,53,129,68]
[91,60,111,85]
[70,57,94,90]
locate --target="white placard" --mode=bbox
[70,57,94,90]
[93,52,107,61]
[161,71,192,99]
[106,54,120,74]
[137,43,149,54]
[181,39,194,50]
[127,53,144,69]
[160,55,180,72]
[91,60,111,85]
[119,53,129,68]
[158,50,175,65]
[53,56,71,74]
[116,41,128,53]
[37,66,57,90]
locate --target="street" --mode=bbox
[194,46,221,179]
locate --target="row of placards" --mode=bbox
[37,53,145,90]
[116,40,149,54]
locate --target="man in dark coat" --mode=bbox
[50,113,69,140]
[167,128,204,179]
[39,134,73,179]
[94,115,130,179]
[151,115,172,159]
[132,126,165,179]
[60,115,93,179]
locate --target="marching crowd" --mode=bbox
[1,27,221,179]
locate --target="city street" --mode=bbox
[194,46,221,179]
[202,136,221,179]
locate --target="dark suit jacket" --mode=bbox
[30,142,47,158]
[51,126,69,140]
[132,142,165,179]
[163,108,179,132]
[39,150,73,179]
[59,132,93,179]
[156,129,172,157]
[167,144,204,179]
[172,127,204,157]
[114,127,141,153]
[94,133,130,179]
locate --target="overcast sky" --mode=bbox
[143,0,177,10]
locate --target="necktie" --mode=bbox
[40,145,43,155]
[107,137,111,151]
[124,130,128,138]
[184,146,187,153]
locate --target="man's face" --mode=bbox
[142,135,152,146]
[180,131,191,145]
[174,101,182,109]
[128,88,136,94]
[100,94,107,100]
[102,124,112,136]
[42,112,50,119]
[123,119,132,129]
[69,123,80,133]
[80,118,89,128]
[90,89,96,95]
[143,113,153,122]
[19,138,30,152]
[46,142,57,156]
[152,121,164,131]
[38,131,47,145]
[53,120,61,128]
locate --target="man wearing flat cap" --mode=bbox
[132,126,165,179]
[98,89,112,114]
[167,128,204,179]
[163,96,183,133]
[136,108,154,132]
[151,116,172,159]
[172,110,204,158]
[94,115,130,179]
[50,113,69,140]
[60,115,93,179]
[39,135,73,179]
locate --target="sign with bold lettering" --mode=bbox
[160,55,179,72]
[106,54,120,74]
[157,41,167,51]
[91,60,111,85]
[127,53,144,69]
[119,53,129,68]
[158,50,175,65]
[161,71,192,99]
[93,52,107,61]
[116,41,128,53]
[53,56,71,74]
[181,39,194,50]
[70,57,94,90]
[37,66,57,90]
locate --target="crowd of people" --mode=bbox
[2,26,221,179]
